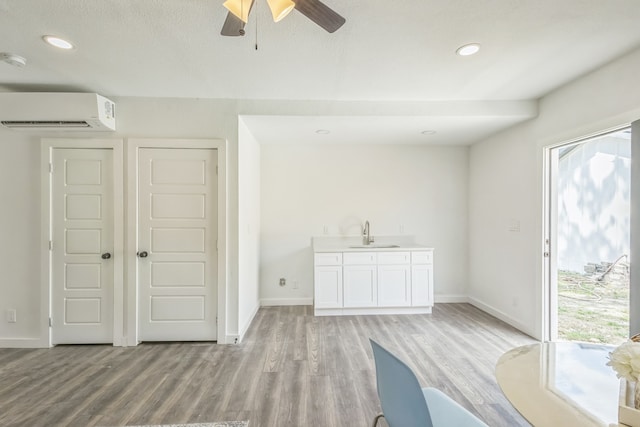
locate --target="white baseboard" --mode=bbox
[434,294,469,303]
[467,296,535,337]
[315,306,432,316]
[260,297,313,306]
[224,334,240,344]
[0,338,47,348]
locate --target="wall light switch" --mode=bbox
[6,309,16,323]
[293,280,299,289]
[323,225,329,235]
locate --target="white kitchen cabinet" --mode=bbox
[410,251,433,307]
[314,253,343,309]
[378,264,411,307]
[343,265,377,307]
[377,251,412,307]
[411,264,433,306]
[343,252,377,265]
[313,247,433,316]
[314,266,343,308]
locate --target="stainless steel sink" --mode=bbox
[348,244,401,249]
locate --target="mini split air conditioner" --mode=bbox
[0,92,116,131]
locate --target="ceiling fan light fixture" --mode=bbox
[223,0,253,23]
[1,52,27,67]
[267,0,295,22]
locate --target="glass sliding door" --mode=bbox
[546,127,632,344]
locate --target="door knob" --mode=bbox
[137,251,148,258]
[101,252,111,260]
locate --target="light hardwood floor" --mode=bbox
[0,304,535,427]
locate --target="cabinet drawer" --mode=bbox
[377,252,410,265]
[314,252,343,266]
[343,252,377,265]
[411,251,433,264]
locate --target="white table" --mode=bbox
[496,342,626,427]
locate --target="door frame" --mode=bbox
[541,125,631,341]
[126,139,227,346]
[40,138,124,347]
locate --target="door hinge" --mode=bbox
[216,315,218,325]
[49,163,53,173]
[216,165,218,175]
[49,317,52,327]
[49,241,53,251]
[216,239,218,250]
[544,252,550,258]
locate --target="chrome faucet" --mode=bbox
[362,220,374,245]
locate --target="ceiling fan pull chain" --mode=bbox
[255,6,259,50]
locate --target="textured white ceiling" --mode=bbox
[1,0,640,144]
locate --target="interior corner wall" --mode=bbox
[259,143,469,305]
[237,118,261,339]
[468,46,640,340]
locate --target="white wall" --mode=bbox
[237,118,261,339]
[0,134,42,341]
[469,46,640,339]
[260,143,469,304]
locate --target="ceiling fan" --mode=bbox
[221,0,345,36]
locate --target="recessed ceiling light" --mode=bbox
[1,52,27,67]
[421,130,436,135]
[42,35,74,50]
[315,129,330,134]
[456,43,480,56]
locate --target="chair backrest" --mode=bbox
[370,339,434,427]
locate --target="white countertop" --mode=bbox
[312,236,434,253]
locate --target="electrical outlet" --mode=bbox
[323,225,329,235]
[293,280,298,289]
[279,278,286,287]
[6,309,16,323]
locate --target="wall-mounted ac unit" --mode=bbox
[0,92,116,131]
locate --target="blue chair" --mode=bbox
[369,339,489,427]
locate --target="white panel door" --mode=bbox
[52,148,114,344]
[138,148,217,341]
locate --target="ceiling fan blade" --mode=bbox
[220,0,255,37]
[221,12,246,36]
[293,0,345,33]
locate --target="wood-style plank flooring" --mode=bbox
[0,304,535,427]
